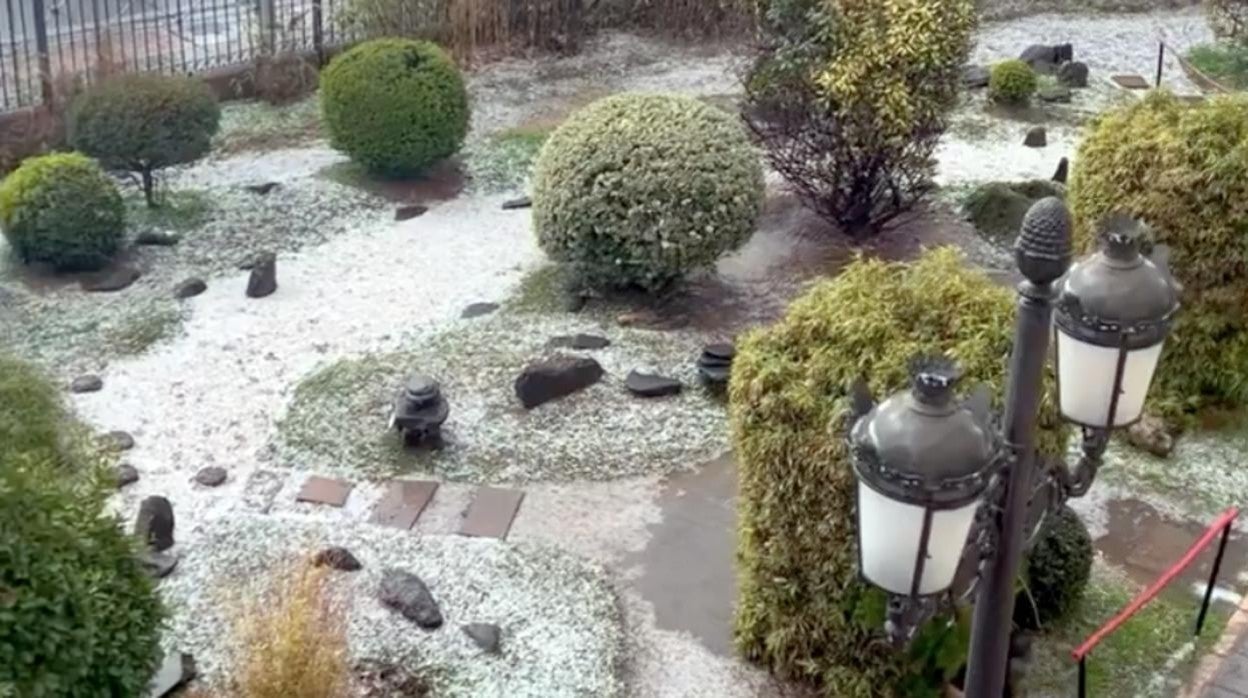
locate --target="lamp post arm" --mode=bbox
[1049,427,1111,502]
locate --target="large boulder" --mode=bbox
[514,356,604,409]
[378,569,443,629]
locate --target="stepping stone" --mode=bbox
[461,302,499,319]
[502,196,532,210]
[71,374,103,393]
[395,204,428,221]
[194,466,227,487]
[626,370,683,398]
[115,463,139,488]
[460,487,524,540]
[296,476,354,508]
[134,231,179,246]
[244,182,279,195]
[105,430,135,451]
[548,333,611,350]
[83,267,141,293]
[173,278,207,299]
[1112,74,1151,90]
[241,469,285,513]
[370,480,439,530]
[139,550,179,579]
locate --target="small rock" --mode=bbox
[1127,414,1174,457]
[194,466,228,487]
[70,374,103,393]
[314,546,363,572]
[82,267,141,293]
[1037,85,1072,103]
[105,430,135,451]
[379,569,443,629]
[1024,127,1047,148]
[1057,61,1090,88]
[626,371,683,398]
[135,495,175,552]
[115,463,139,488]
[1020,43,1073,74]
[461,302,499,319]
[139,550,179,579]
[246,252,277,298]
[703,343,735,362]
[395,204,428,221]
[244,182,280,195]
[134,231,180,246]
[462,623,502,654]
[514,356,604,409]
[962,64,990,89]
[548,333,611,350]
[502,196,532,210]
[173,277,207,299]
[1052,157,1069,185]
[352,660,432,698]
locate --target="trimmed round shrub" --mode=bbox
[532,93,765,291]
[990,59,1039,105]
[1069,91,1248,420]
[68,73,220,206]
[320,38,469,176]
[731,248,1067,696]
[962,179,1065,241]
[0,152,125,270]
[1015,506,1094,630]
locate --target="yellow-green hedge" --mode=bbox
[730,248,1067,696]
[1069,91,1248,420]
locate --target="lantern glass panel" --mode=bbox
[1056,332,1164,427]
[858,482,980,596]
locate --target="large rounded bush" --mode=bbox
[533,93,765,291]
[1015,506,1094,630]
[989,59,1038,105]
[0,152,125,270]
[320,38,469,176]
[68,73,220,205]
[731,248,1067,696]
[1070,92,1248,420]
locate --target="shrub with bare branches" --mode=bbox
[1208,0,1248,40]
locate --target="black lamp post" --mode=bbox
[847,198,1181,697]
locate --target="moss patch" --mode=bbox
[213,96,324,156]
[504,263,571,315]
[1186,42,1248,91]
[962,179,1064,241]
[102,303,184,355]
[464,125,553,194]
[127,189,215,233]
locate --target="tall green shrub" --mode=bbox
[742,0,975,238]
[320,39,469,176]
[68,73,220,207]
[0,152,125,271]
[1069,91,1248,420]
[731,248,1066,696]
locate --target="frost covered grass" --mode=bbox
[214,96,324,156]
[1024,561,1229,698]
[127,189,216,233]
[463,126,552,194]
[275,314,727,482]
[161,515,624,698]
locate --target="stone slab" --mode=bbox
[241,469,286,513]
[296,476,354,507]
[370,480,440,529]
[459,487,525,540]
[1112,73,1151,89]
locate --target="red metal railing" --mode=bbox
[1071,506,1240,697]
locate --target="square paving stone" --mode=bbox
[370,480,439,529]
[297,476,354,507]
[460,487,525,539]
[1112,74,1151,89]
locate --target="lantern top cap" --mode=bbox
[909,355,962,411]
[1099,213,1148,266]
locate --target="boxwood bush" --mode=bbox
[0,152,125,271]
[989,59,1039,105]
[1069,92,1248,420]
[68,73,220,207]
[1016,505,1094,630]
[731,248,1067,696]
[532,93,764,291]
[320,38,469,176]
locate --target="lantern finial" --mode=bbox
[909,355,962,408]
[1097,213,1150,264]
[1015,197,1073,285]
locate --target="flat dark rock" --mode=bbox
[174,277,207,299]
[139,550,179,579]
[82,267,141,293]
[502,196,532,210]
[135,496,175,552]
[514,356,604,409]
[105,430,135,451]
[461,302,500,319]
[703,343,735,362]
[70,374,103,393]
[115,463,139,488]
[462,623,502,654]
[395,204,429,222]
[246,253,277,298]
[244,182,280,195]
[1038,85,1072,103]
[1024,126,1047,148]
[194,466,227,487]
[313,546,363,572]
[548,333,611,350]
[1112,74,1151,90]
[134,231,179,246]
[626,371,683,398]
[962,64,990,89]
[379,569,443,629]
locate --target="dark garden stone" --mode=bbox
[625,371,683,398]
[134,231,180,246]
[562,291,588,313]
[548,333,611,350]
[1020,43,1073,74]
[135,495,175,551]
[1052,157,1069,185]
[1111,74,1151,90]
[1058,61,1089,88]
[115,463,139,488]
[70,374,103,393]
[703,343,735,362]
[502,196,532,210]
[1127,414,1174,457]
[462,623,502,654]
[391,374,450,448]
[1037,85,1072,103]
[314,546,363,572]
[698,343,736,388]
[379,569,443,629]
[1024,127,1047,148]
[194,466,228,487]
[246,253,278,298]
[514,356,604,409]
[106,430,135,451]
[174,277,207,299]
[244,182,280,195]
[82,267,141,293]
[962,64,990,89]
[460,302,499,319]
[395,204,429,222]
[139,550,179,579]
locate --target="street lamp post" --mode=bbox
[847,198,1181,698]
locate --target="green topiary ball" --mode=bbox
[731,248,1067,696]
[532,93,765,292]
[990,59,1039,105]
[0,456,164,696]
[1070,92,1248,420]
[320,38,469,176]
[1015,506,1093,629]
[0,152,125,271]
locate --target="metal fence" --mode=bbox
[0,0,361,112]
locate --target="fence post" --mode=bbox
[312,0,324,66]
[1195,523,1233,636]
[259,0,277,54]
[1156,41,1165,88]
[31,0,53,106]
